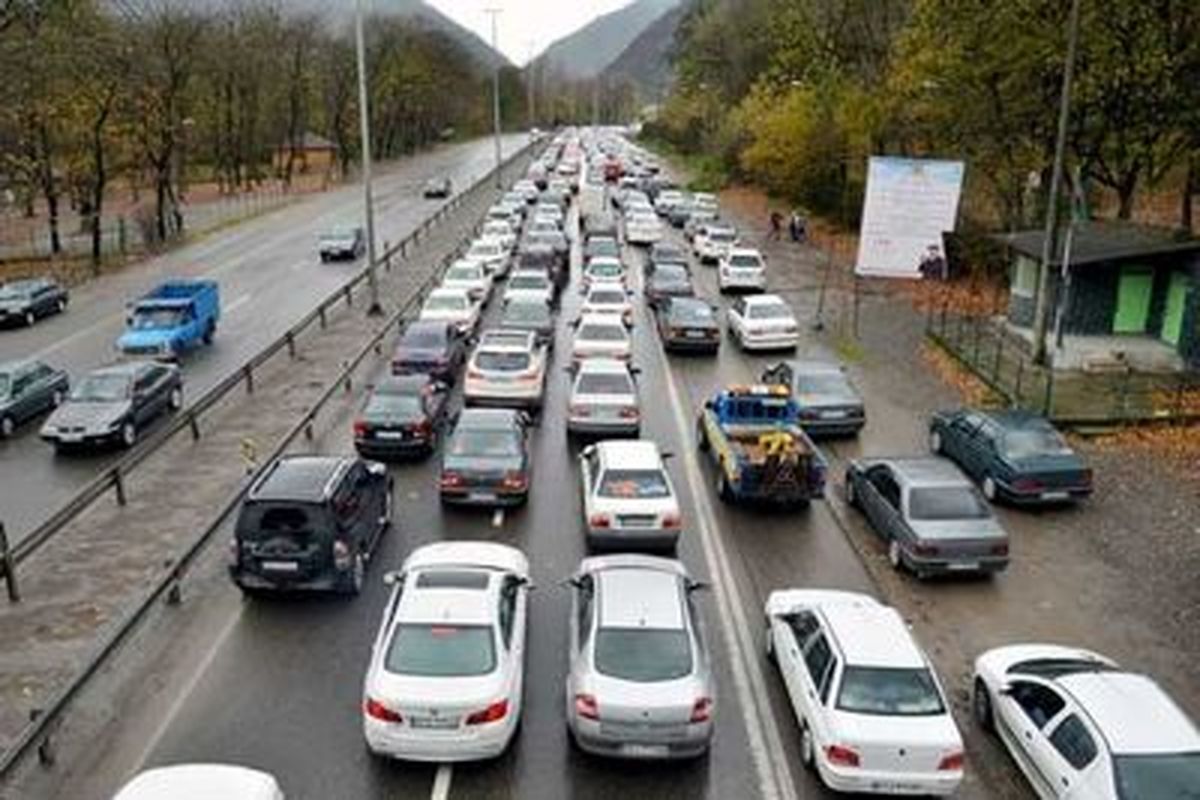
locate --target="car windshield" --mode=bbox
[0,284,32,300]
[729,254,761,268]
[594,628,692,682]
[445,266,481,282]
[1114,752,1200,800]
[589,262,622,277]
[836,667,946,716]
[476,351,531,372]
[908,486,991,520]
[503,302,550,324]
[0,374,10,398]
[589,290,626,305]
[579,324,627,342]
[69,374,129,402]
[670,302,714,323]
[131,308,184,329]
[587,242,618,257]
[403,327,445,349]
[654,268,690,285]
[324,228,356,240]
[367,392,423,418]
[598,468,670,499]
[797,373,854,396]
[449,429,521,457]
[1002,427,1072,458]
[470,244,500,258]
[577,373,633,395]
[710,231,736,242]
[654,248,685,261]
[484,224,509,236]
[509,275,548,290]
[425,296,466,312]
[385,624,496,677]
[749,303,791,320]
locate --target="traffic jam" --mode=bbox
[111,130,1198,799]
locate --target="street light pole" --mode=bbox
[1031,0,1081,364]
[485,8,503,189]
[355,0,382,316]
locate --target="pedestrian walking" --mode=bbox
[769,210,783,241]
[789,209,807,243]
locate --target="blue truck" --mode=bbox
[117,280,220,360]
[696,383,826,507]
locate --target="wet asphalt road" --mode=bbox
[128,179,881,800]
[0,135,524,544]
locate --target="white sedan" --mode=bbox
[363,542,531,763]
[570,314,632,365]
[419,287,480,336]
[481,220,517,252]
[567,358,640,437]
[973,643,1200,799]
[694,224,737,263]
[579,440,681,552]
[464,334,548,411]
[503,269,555,307]
[580,285,634,327]
[581,256,627,293]
[441,260,493,304]
[113,765,284,800]
[465,238,511,278]
[765,589,964,796]
[727,293,798,351]
[624,212,663,246]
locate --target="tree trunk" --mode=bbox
[155,176,168,243]
[90,128,107,271]
[1116,173,1138,220]
[1183,158,1195,234]
[38,121,62,254]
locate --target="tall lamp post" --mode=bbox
[485,7,503,189]
[355,0,382,316]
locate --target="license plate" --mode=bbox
[468,492,497,502]
[1042,491,1069,501]
[410,716,458,730]
[821,410,848,419]
[948,561,979,571]
[870,781,923,793]
[685,331,706,338]
[58,433,84,443]
[622,744,668,758]
[261,560,299,572]
[376,431,405,440]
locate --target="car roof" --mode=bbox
[789,360,846,375]
[87,361,146,378]
[978,409,1055,432]
[878,457,971,489]
[428,287,469,298]
[1,278,46,291]
[577,358,630,375]
[729,247,760,257]
[113,765,281,800]
[1057,672,1200,754]
[458,407,522,430]
[0,358,42,376]
[375,374,433,394]
[597,566,684,631]
[594,440,663,468]
[403,319,448,336]
[578,313,625,328]
[250,456,349,503]
[817,601,926,669]
[586,257,622,268]
[398,567,500,626]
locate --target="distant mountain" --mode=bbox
[535,0,680,80]
[601,2,687,101]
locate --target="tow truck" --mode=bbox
[696,383,826,507]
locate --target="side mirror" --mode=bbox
[997,684,1013,697]
[686,579,710,592]
[704,399,715,410]
[661,451,675,461]
[382,571,401,586]
[560,575,582,589]
[630,367,642,376]
[366,461,387,478]
[516,575,536,590]
[581,443,596,458]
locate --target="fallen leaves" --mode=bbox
[921,342,1006,407]
[1090,424,1200,485]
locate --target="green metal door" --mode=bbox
[1160,272,1188,346]
[1113,268,1153,334]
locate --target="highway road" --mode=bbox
[0,135,525,544]
[68,179,889,800]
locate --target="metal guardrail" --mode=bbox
[0,139,538,602]
[0,139,543,780]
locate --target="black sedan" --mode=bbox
[318,227,366,262]
[353,374,449,460]
[422,177,453,198]
[40,361,182,450]
[439,408,530,507]
[654,297,719,354]
[762,361,866,437]
[645,263,695,308]
[0,359,70,438]
[391,320,467,384]
[0,278,68,328]
[929,409,1093,505]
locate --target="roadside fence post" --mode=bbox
[1014,359,1025,408]
[383,241,391,272]
[113,468,127,507]
[319,306,327,329]
[286,331,296,358]
[243,364,255,394]
[1119,367,1133,424]
[118,216,127,256]
[1174,374,1186,421]
[992,336,1004,383]
[973,317,983,365]
[1042,367,1055,417]
[1,522,21,603]
[188,411,201,442]
[344,285,353,308]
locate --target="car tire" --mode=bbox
[56,298,67,314]
[982,476,998,501]
[973,678,995,732]
[120,421,137,448]
[0,415,14,438]
[764,624,776,663]
[929,429,943,454]
[168,387,183,411]
[24,310,36,327]
[844,475,857,507]
[887,539,903,571]
[717,468,733,502]
[799,721,816,770]
[202,322,215,346]
[696,420,710,452]
[341,553,365,597]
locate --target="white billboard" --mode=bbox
[855,157,965,278]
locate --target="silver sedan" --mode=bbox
[565,554,714,760]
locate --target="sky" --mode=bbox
[425,0,634,65]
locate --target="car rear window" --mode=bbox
[446,266,481,281]
[579,324,627,342]
[729,254,761,268]
[450,429,521,457]
[425,295,466,312]
[710,231,736,243]
[367,392,423,418]
[589,262,622,277]
[670,302,714,323]
[403,327,445,348]
[836,667,946,716]
[589,290,626,305]
[598,468,670,499]
[503,302,550,324]
[577,373,633,395]
[238,502,324,541]
[386,624,496,677]
[748,302,791,320]
[476,351,531,372]
[908,487,990,520]
[594,628,692,682]
[797,373,854,396]
[509,275,548,290]
[1114,753,1200,800]
[1002,428,1072,458]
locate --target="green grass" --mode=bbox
[834,335,867,365]
[637,135,729,191]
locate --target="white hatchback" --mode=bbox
[718,248,767,293]
[765,590,964,796]
[727,294,798,351]
[363,542,531,763]
[579,440,681,552]
[625,213,663,246]
[567,358,640,437]
[419,287,480,337]
[571,314,632,366]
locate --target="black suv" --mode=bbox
[229,455,392,597]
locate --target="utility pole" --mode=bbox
[1031,0,1081,364]
[485,7,503,189]
[526,38,536,129]
[355,0,382,316]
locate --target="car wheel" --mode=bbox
[24,310,36,327]
[56,298,67,314]
[696,420,710,452]
[982,476,998,501]
[973,678,995,732]
[799,721,816,770]
[929,429,943,454]
[168,387,183,411]
[52,389,64,407]
[717,468,733,502]
[120,421,137,448]
[887,539,903,571]
[764,623,776,663]
[342,553,365,597]
[0,415,14,438]
[844,475,857,507]
[202,322,215,346]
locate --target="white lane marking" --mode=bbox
[224,292,253,314]
[492,509,505,528]
[431,764,453,800]
[657,339,799,800]
[131,600,247,770]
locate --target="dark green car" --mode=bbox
[0,359,70,438]
[929,409,1092,505]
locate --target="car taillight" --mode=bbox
[409,419,432,437]
[570,404,590,417]
[465,699,509,725]
[782,325,797,334]
[615,351,631,360]
[1012,477,1043,492]
[690,697,713,723]
[991,542,1010,556]
[938,751,965,771]
[228,537,239,564]
[364,697,403,723]
[353,420,368,437]
[914,543,940,557]
[440,471,463,488]
[574,694,599,720]
[589,513,611,528]
[619,405,639,419]
[501,471,527,491]
[826,744,860,768]
[517,371,540,383]
[663,512,682,529]
[332,539,351,569]
[467,368,484,380]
